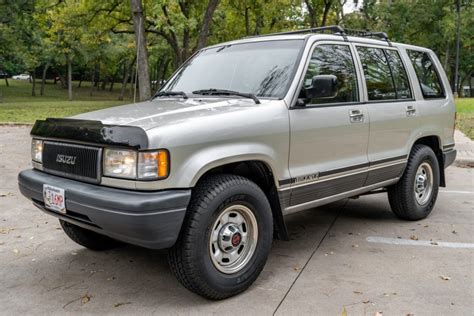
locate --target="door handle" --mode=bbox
[406,105,416,116]
[349,110,364,123]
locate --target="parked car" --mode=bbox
[0,70,8,78]
[12,73,31,80]
[18,26,456,300]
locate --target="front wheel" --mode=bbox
[388,144,440,220]
[168,174,273,300]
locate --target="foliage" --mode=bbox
[0,0,473,99]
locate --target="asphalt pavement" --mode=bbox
[1,126,472,315]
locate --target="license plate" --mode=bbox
[43,185,66,214]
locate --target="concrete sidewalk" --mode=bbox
[454,130,474,167]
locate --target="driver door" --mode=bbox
[287,42,369,210]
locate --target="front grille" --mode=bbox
[42,141,101,183]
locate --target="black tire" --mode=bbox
[388,144,440,220]
[60,220,122,251]
[168,174,273,300]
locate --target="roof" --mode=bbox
[206,26,431,53]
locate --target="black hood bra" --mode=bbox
[30,118,148,149]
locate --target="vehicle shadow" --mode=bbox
[26,195,402,312]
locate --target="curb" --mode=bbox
[0,122,34,127]
[454,158,474,168]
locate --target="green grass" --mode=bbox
[0,79,130,123]
[456,98,474,139]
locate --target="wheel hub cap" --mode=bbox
[209,204,258,274]
[414,162,433,205]
[218,224,243,252]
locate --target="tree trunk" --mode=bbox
[67,54,73,101]
[77,73,82,88]
[4,76,9,87]
[130,0,151,101]
[31,68,36,97]
[244,7,250,36]
[197,0,220,50]
[40,63,49,96]
[90,67,95,96]
[321,0,332,27]
[470,76,473,97]
[159,59,169,89]
[119,61,132,101]
[444,44,450,72]
[304,0,317,28]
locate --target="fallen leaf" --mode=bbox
[375,312,383,316]
[293,267,300,271]
[363,300,371,304]
[431,242,438,246]
[13,248,19,254]
[353,291,363,295]
[0,242,5,245]
[352,244,359,248]
[114,302,131,308]
[423,225,429,228]
[452,230,458,234]
[410,235,418,240]
[0,227,14,234]
[81,293,91,304]
[440,275,451,281]
[341,307,347,316]
[71,252,77,256]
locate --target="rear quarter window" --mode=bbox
[407,50,445,99]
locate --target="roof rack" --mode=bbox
[247,25,392,46]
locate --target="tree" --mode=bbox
[130,0,151,100]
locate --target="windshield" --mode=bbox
[162,40,304,99]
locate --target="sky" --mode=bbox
[343,1,362,14]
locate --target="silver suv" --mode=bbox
[18,26,456,299]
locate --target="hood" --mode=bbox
[72,97,269,130]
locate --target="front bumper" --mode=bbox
[18,169,192,249]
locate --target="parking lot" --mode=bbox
[1,126,473,315]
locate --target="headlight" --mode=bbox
[103,149,137,179]
[31,139,43,163]
[103,149,169,180]
[138,150,169,179]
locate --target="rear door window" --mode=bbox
[357,47,397,101]
[407,50,445,98]
[385,50,412,99]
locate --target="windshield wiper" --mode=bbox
[192,89,260,104]
[154,90,188,99]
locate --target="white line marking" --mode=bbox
[439,190,474,195]
[367,236,474,249]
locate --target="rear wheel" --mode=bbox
[168,174,273,300]
[388,144,440,220]
[60,220,122,251]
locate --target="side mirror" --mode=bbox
[306,75,338,99]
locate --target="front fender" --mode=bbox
[173,143,283,188]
